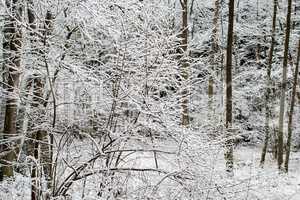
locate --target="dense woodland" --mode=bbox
[0,0,300,199]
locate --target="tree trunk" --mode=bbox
[277,0,292,171]
[260,0,278,167]
[31,76,49,200]
[225,0,235,175]
[208,0,220,116]
[26,3,54,198]
[180,0,190,126]
[284,40,300,172]
[1,0,23,179]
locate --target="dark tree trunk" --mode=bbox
[26,4,54,199]
[225,0,235,175]
[208,0,220,115]
[180,0,190,126]
[284,40,300,172]
[277,0,292,171]
[1,0,23,179]
[260,0,278,167]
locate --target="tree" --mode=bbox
[25,1,55,198]
[208,0,220,115]
[277,0,292,170]
[225,0,235,174]
[180,0,190,126]
[260,0,278,167]
[284,39,300,172]
[1,0,23,179]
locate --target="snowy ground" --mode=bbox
[230,146,300,200]
[1,143,300,200]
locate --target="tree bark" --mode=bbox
[31,76,48,200]
[284,40,300,172]
[180,0,190,126]
[225,0,235,175]
[1,0,23,179]
[277,0,292,171]
[208,0,220,115]
[260,0,278,167]
[26,4,43,199]
[26,2,54,198]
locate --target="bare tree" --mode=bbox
[1,0,23,179]
[225,0,235,175]
[208,0,220,115]
[25,2,54,198]
[277,0,292,170]
[260,0,278,167]
[284,39,300,172]
[180,0,189,126]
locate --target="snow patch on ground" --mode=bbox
[1,145,300,199]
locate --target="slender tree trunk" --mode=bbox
[208,0,220,115]
[42,12,55,197]
[26,3,54,198]
[292,0,297,30]
[225,0,235,175]
[284,40,300,172]
[180,0,190,126]
[31,76,48,200]
[26,3,42,199]
[260,0,278,167]
[1,0,23,179]
[277,0,292,171]
[189,0,196,39]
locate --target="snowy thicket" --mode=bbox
[0,0,300,199]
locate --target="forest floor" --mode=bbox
[231,146,300,200]
[119,143,300,200]
[1,142,300,200]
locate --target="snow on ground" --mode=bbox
[1,143,300,200]
[231,146,300,200]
